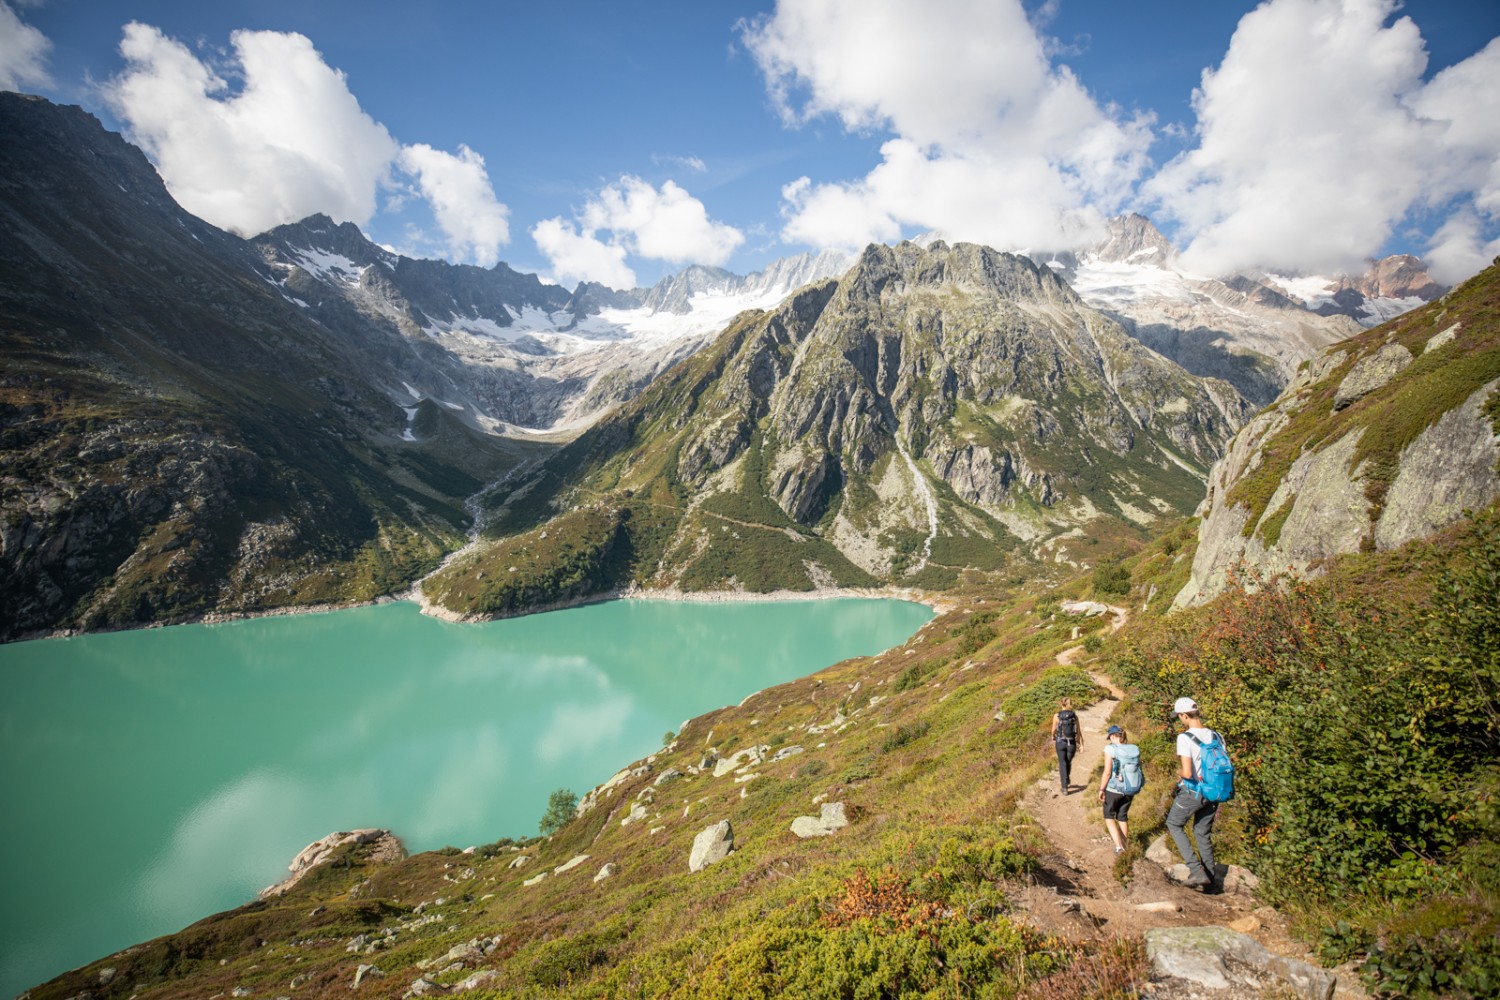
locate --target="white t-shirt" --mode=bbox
[1176,726,1218,781]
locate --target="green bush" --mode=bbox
[527,929,618,988]
[1092,560,1131,596]
[880,720,931,753]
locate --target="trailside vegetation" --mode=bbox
[1112,506,1500,998]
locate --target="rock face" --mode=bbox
[689,820,734,872]
[1178,263,1500,607]
[260,829,405,899]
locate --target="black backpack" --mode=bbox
[1055,709,1079,744]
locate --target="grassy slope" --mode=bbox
[32,497,1499,1000]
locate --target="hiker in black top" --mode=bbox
[1050,697,1082,794]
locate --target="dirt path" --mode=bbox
[1015,605,1366,995]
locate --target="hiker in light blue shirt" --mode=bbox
[1096,724,1141,854]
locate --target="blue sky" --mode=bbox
[3,0,1499,287]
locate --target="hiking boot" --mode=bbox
[1182,869,1212,888]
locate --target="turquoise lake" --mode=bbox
[0,596,931,996]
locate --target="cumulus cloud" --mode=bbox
[531,217,636,289]
[1147,0,1500,280]
[103,24,512,265]
[532,176,743,287]
[0,0,53,91]
[741,0,1153,251]
[105,24,400,238]
[1425,210,1500,285]
[398,143,510,267]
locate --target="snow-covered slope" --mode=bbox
[1039,216,1441,406]
[254,218,854,433]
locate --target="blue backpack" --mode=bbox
[1108,744,1144,795]
[1185,731,1235,803]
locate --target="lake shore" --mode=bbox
[410,581,957,624]
[13,582,951,644]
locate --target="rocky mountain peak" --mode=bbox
[1091,213,1174,267]
[1350,254,1443,301]
[843,240,1081,309]
[260,213,397,270]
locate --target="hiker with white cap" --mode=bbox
[1166,696,1223,889]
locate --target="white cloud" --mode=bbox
[654,153,709,173]
[532,176,743,287]
[1425,210,1500,285]
[0,0,53,91]
[1147,0,1500,280]
[398,143,510,267]
[103,24,512,266]
[741,0,1153,252]
[532,216,636,289]
[582,176,744,264]
[105,25,399,237]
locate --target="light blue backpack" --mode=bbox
[1108,744,1144,795]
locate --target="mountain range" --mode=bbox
[0,93,1452,638]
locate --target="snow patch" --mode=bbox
[289,246,366,287]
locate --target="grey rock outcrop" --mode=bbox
[689,820,734,872]
[260,829,404,899]
[1332,342,1411,409]
[1178,274,1500,607]
[1146,926,1335,999]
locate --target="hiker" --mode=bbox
[1166,696,1220,889]
[1050,697,1082,794]
[1097,724,1142,853]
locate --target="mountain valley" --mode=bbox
[3,85,1500,1000]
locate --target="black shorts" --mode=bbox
[1102,790,1134,821]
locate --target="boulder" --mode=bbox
[689,820,734,872]
[790,802,850,839]
[405,976,444,997]
[653,767,684,787]
[1145,835,1176,866]
[455,971,499,993]
[770,745,806,762]
[1145,926,1336,999]
[522,872,547,887]
[620,802,648,826]
[553,854,590,875]
[352,964,383,989]
[713,746,769,778]
[593,862,618,882]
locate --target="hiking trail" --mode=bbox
[1012,604,1368,998]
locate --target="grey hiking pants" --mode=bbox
[1166,786,1218,878]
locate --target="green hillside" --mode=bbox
[30,498,1500,999]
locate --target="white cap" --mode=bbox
[1172,696,1199,714]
